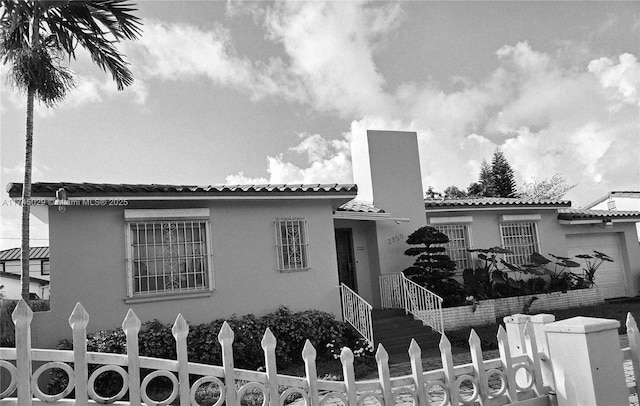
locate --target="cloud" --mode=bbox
[225,132,353,185]
[125,20,306,103]
[244,39,638,205]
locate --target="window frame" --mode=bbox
[41,259,50,276]
[275,218,310,272]
[499,220,541,266]
[432,223,474,273]
[124,208,214,301]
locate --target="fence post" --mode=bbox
[408,339,427,406]
[545,316,627,406]
[375,344,393,406]
[302,341,319,406]
[218,322,239,406]
[503,314,530,356]
[439,334,460,406]
[530,314,555,391]
[469,330,489,405]
[122,309,142,406]
[340,347,357,406]
[12,299,32,404]
[69,302,89,405]
[262,328,279,406]
[172,314,190,406]
[497,326,518,403]
[626,313,640,397]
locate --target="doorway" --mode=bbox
[335,228,357,292]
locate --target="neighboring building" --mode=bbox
[0,246,50,300]
[585,191,640,241]
[425,199,640,300]
[7,130,640,348]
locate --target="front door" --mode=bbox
[335,228,357,291]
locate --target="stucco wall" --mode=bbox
[427,208,567,260]
[427,208,640,297]
[33,199,342,348]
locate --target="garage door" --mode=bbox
[566,233,626,299]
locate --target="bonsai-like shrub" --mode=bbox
[402,226,466,306]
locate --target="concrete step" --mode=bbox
[372,309,442,362]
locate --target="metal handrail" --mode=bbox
[339,283,374,346]
[379,272,444,333]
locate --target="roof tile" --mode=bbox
[338,200,385,213]
[7,182,357,198]
[424,197,571,208]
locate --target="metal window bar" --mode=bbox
[275,218,309,271]
[434,224,472,271]
[500,222,539,266]
[128,220,209,295]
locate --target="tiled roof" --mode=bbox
[425,197,571,208]
[7,182,357,198]
[337,200,385,213]
[0,246,49,261]
[558,208,640,220]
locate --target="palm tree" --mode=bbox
[1,1,141,301]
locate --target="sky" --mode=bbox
[1,1,639,250]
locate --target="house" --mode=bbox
[585,191,640,241]
[425,198,640,300]
[0,246,50,300]
[7,130,640,348]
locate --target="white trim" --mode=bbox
[124,208,210,220]
[559,218,640,225]
[428,216,473,224]
[500,214,541,222]
[333,211,410,222]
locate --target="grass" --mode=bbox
[447,297,640,351]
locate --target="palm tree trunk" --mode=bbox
[21,86,35,302]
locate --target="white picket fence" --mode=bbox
[0,299,638,406]
[379,273,444,333]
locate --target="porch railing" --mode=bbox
[379,272,444,333]
[339,283,374,346]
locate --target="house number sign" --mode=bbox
[387,234,404,245]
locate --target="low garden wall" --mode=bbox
[441,288,603,331]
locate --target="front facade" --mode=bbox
[0,247,50,300]
[9,130,640,347]
[426,199,640,300]
[8,183,356,347]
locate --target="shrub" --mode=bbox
[50,307,369,396]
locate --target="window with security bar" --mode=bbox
[500,222,540,266]
[126,220,212,296]
[434,224,472,272]
[275,218,309,271]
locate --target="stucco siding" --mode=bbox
[33,199,342,348]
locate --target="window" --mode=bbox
[434,224,473,271]
[500,222,540,265]
[41,260,50,276]
[125,209,213,297]
[275,218,309,271]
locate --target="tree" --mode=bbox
[1,0,142,300]
[443,185,467,199]
[402,226,466,306]
[490,149,517,197]
[518,173,577,200]
[477,159,495,196]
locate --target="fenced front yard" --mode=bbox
[0,299,638,405]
